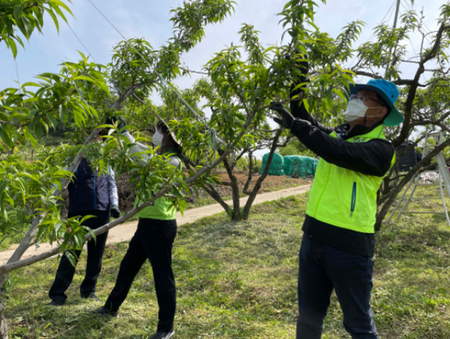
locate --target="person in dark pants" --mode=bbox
[94,119,182,339]
[48,135,120,306]
[271,62,404,338]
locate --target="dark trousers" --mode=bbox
[49,210,110,302]
[104,218,177,333]
[297,235,378,339]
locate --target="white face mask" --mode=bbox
[152,131,164,146]
[343,99,382,123]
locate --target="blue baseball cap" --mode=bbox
[348,79,404,126]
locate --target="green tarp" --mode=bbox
[260,152,285,176]
[288,156,319,178]
[283,155,301,176]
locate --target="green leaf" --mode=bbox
[65,251,77,267]
[23,17,34,38]
[22,82,40,87]
[13,6,22,21]
[45,112,59,130]
[59,105,68,124]
[46,9,59,33]
[75,233,85,249]
[34,124,43,139]
[53,0,73,17]
[79,215,95,224]
[51,4,69,24]
[0,127,13,149]
[54,221,64,235]
[74,75,96,84]
[6,37,18,58]
[332,88,347,102]
[0,180,9,212]
[83,226,97,244]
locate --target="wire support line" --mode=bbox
[86,0,209,127]
[346,1,396,71]
[398,2,419,59]
[385,0,396,26]
[86,0,127,41]
[86,0,222,166]
[67,23,97,63]
[401,0,433,44]
[14,58,21,91]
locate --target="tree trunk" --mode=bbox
[201,183,231,214]
[242,130,282,219]
[243,150,255,194]
[221,156,241,220]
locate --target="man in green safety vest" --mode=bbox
[271,73,404,339]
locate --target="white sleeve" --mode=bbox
[122,131,152,166]
[168,156,181,168]
[107,167,119,207]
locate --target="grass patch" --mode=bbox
[2,187,450,338]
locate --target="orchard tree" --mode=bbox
[348,4,450,228]
[158,0,360,220]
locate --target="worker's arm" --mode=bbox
[107,167,120,218]
[121,130,151,152]
[289,84,334,134]
[107,117,153,166]
[290,119,394,177]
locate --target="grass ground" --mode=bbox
[2,185,450,338]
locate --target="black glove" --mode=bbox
[106,117,126,131]
[111,205,121,219]
[270,102,294,129]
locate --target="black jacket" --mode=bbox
[68,158,118,214]
[290,92,395,257]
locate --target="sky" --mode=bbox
[0,0,445,90]
[0,0,446,157]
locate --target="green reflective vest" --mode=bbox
[306,124,395,234]
[135,147,182,221]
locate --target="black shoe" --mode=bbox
[47,299,65,306]
[91,306,120,318]
[150,330,175,339]
[81,293,101,302]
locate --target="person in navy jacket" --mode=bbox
[48,136,120,306]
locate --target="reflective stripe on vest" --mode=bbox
[305,124,395,234]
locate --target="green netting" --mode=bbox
[260,152,285,176]
[288,156,319,178]
[283,155,302,175]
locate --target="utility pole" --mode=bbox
[385,0,402,78]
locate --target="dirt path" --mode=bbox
[0,184,311,265]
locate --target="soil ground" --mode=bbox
[213,171,312,196]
